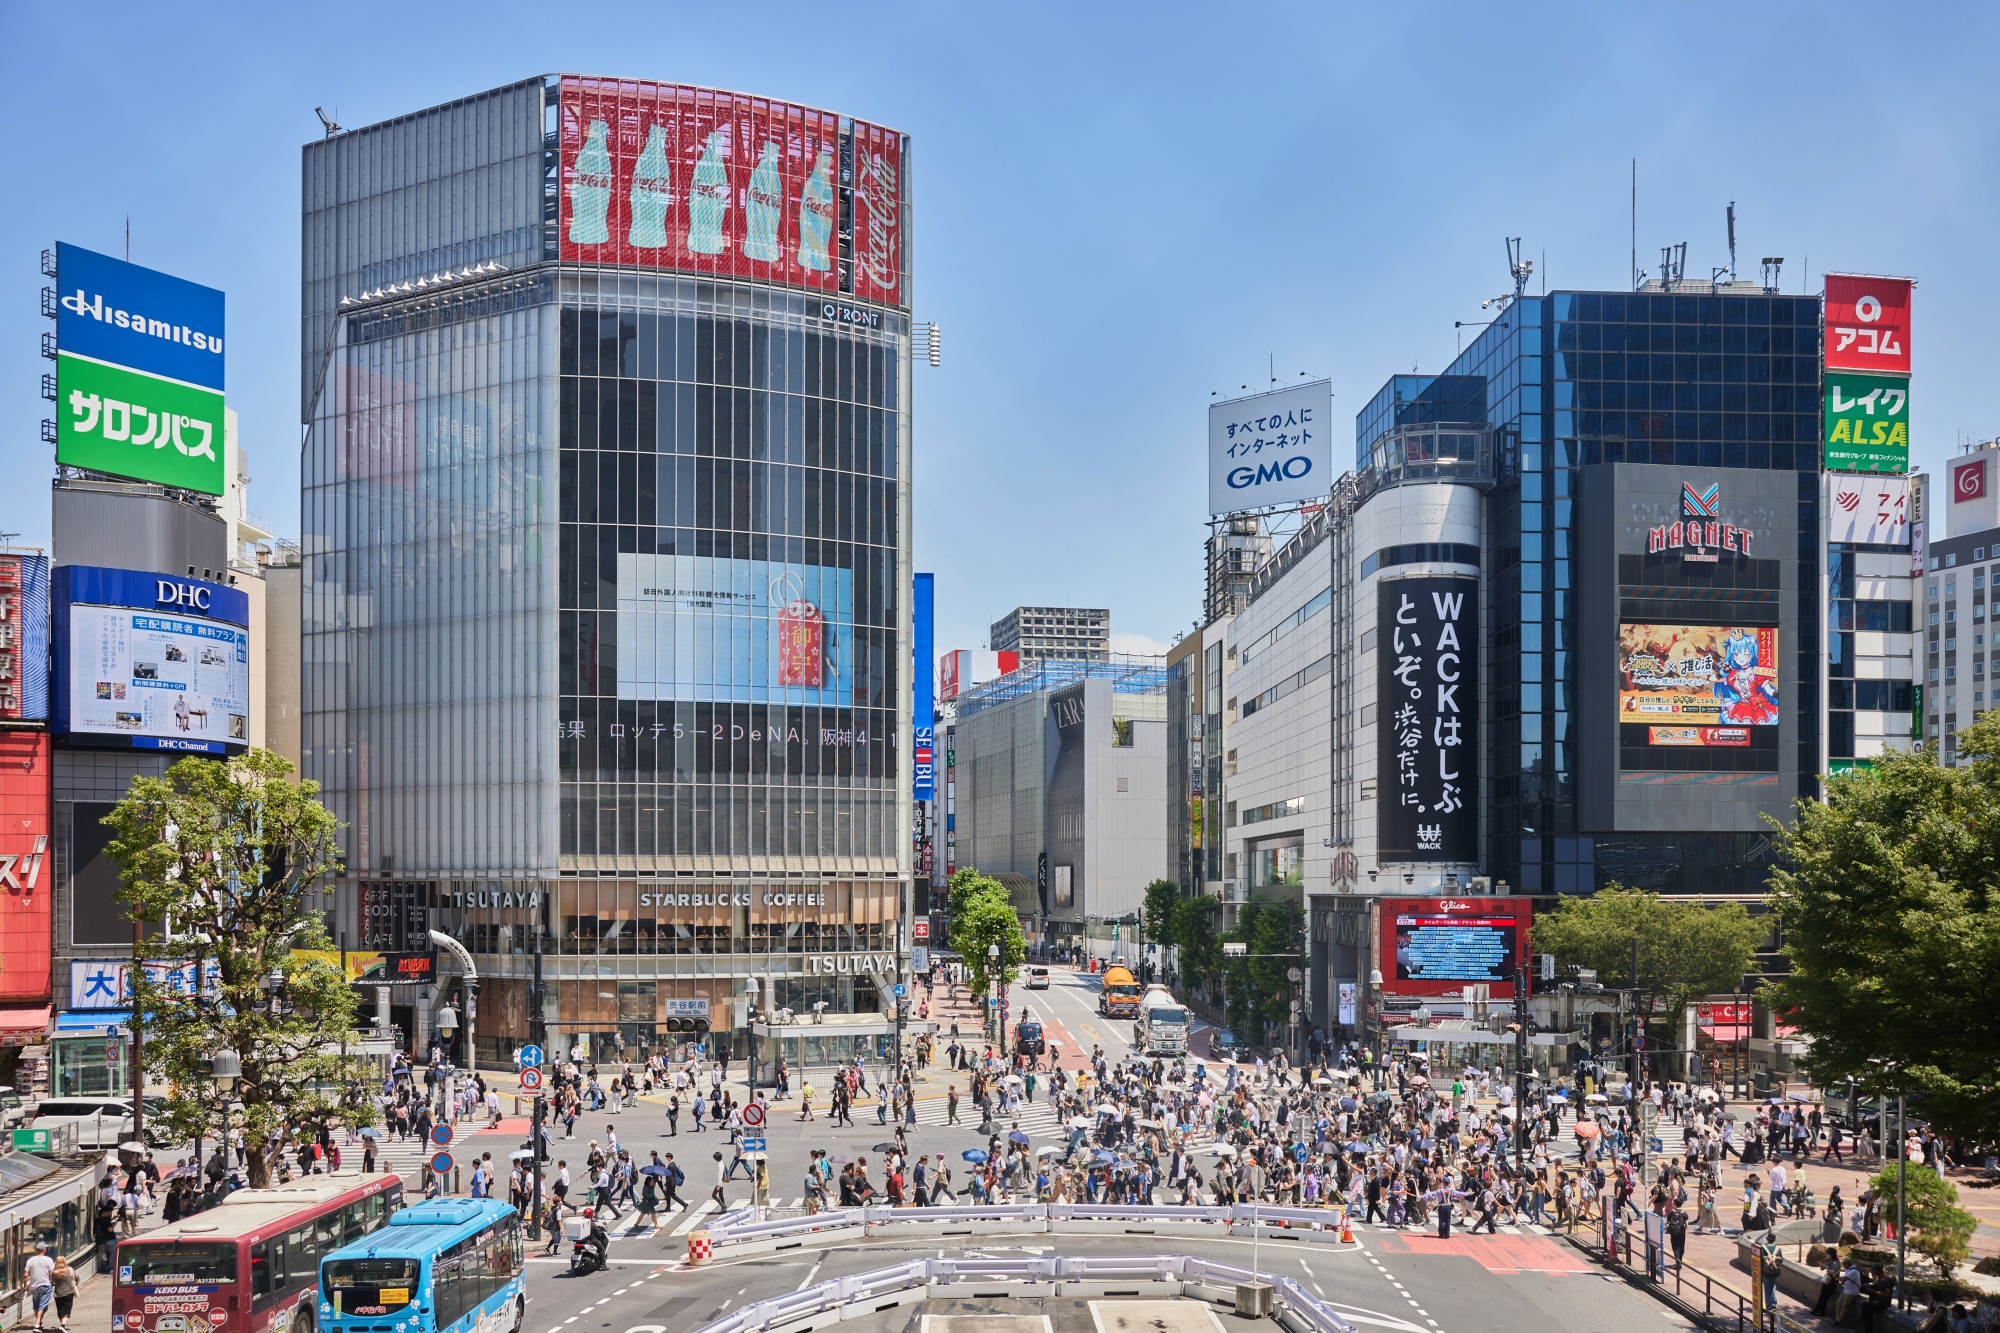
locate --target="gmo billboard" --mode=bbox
[54,243,226,495]
[1208,380,1333,515]
[53,566,250,756]
[557,78,907,309]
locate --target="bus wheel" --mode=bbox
[294,1313,314,1333]
[511,1296,525,1333]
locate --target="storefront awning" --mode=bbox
[1699,1020,1749,1043]
[0,1008,50,1042]
[54,1010,127,1033]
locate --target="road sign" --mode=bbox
[520,1067,544,1092]
[893,983,907,998]
[519,1043,545,1068]
[740,1136,766,1153]
[912,920,929,941]
[430,1152,453,1174]
[741,1102,765,1128]
[430,1125,453,1147]
[911,945,930,973]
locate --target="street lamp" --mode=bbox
[987,942,1003,1055]
[1367,968,1384,1073]
[743,977,761,1097]
[435,1003,459,1116]
[1286,966,1304,1066]
[211,1050,240,1190]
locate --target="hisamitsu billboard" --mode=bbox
[56,243,225,391]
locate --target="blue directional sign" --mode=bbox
[740,1136,766,1153]
[893,984,907,998]
[519,1044,545,1069]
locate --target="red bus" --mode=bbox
[115,1174,405,1333]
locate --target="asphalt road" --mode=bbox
[519,1226,1699,1333]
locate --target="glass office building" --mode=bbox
[1358,284,1822,895]
[301,76,913,1064]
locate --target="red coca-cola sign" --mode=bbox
[558,78,906,309]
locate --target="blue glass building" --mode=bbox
[1359,286,1823,894]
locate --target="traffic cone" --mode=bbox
[1340,1209,1355,1244]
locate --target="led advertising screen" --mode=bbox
[1379,897,1531,998]
[54,566,250,756]
[616,554,856,705]
[1617,624,1779,732]
[558,78,906,309]
[54,243,225,495]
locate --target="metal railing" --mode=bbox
[1556,1206,1817,1333]
[686,1253,1356,1333]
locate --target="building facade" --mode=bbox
[989,607,1110,664]
[301,75,914,1065]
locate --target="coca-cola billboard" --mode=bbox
[558,78,906,310]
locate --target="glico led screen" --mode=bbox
[1617,624,1779,738]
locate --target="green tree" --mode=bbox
[1173,895,1223,994]
[1767,718,2000,1143]
[1221,897,1300,1042]
[1868,1164,1977,1278]
[105,750,375,1187]
[1533,884,1765,1066]
[944,868,1024,999]
[1142,879,1179,946]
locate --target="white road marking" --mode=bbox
[795,1259,823,1291]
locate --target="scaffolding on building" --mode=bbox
[954,654,1169,720]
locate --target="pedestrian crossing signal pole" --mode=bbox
[1514,961,1529,1167]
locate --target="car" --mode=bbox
[29,1096,168,1150]
[1025,967,1050,990]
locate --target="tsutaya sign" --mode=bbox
[808,952,897,976]
[1647,481,1757,559]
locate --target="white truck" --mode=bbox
[1133,985,1190,1056]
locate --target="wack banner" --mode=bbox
[1377,576,1479,863]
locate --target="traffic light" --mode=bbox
[1111,922,1121,943]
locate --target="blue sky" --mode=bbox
[8,3,2000,657]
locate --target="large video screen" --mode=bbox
[1617,624,1779,735]
[1391,908,1521,983]
[616,554,857,706]
[67,604,249,750]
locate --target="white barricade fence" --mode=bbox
[703,1201,1354,1253]
[681,1255,1358,1333]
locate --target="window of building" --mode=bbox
[1110,718,1133,747]
[1249,838,1304,888]
[1240,796,1306,826]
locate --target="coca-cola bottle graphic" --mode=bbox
[567,120,612,246]
[628,124,674,249]
[797,147,834,272]
[687,128,730,255]
[743,141,783,263]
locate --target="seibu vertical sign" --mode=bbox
[1377,577,1479,863]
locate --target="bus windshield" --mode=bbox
[119,1242,239,1285]
[324,1258,419,1315]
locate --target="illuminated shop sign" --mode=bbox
[1647,482,1756,560]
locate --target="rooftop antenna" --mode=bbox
[1726,201,1737,282]
[1630,160,1638,292]
[315,107,343,139]
[1507,236,1533,299]
[1760,257,1785,292]
[1658,242,1687,291]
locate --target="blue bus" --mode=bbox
[317,1199,523,1333]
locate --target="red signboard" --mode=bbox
[557,78,906,309]
[912,919,929,941]
[0,732,50,1003]
[1824,274,1912,374]
[1954,457,1987,503]
[1378,896,1532,998]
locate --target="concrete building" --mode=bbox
[950,657,1167,958]
[1918,449,2000,762]
[989,607,1110,664]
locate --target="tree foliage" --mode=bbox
[1172,895,1223,993]
[1142,879,1179,946]
[944,868,1024,997]
[105,750,374,1187]
[1767,717,2000,1143]
[1533,884,1765,1037]
[1221,897,1300,1042]
[1868,1163,1977,1278]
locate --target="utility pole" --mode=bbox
[1896,1091,1907,1309]
[528,906,545,1240]
[1513,960,1529,1167]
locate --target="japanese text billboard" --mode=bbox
[1824,274,1911,375]
[1208,380,1333,515]
[54,567,251,756]
[1375,576,1478,863]
[558,78,906,309]
[1379,897,1531,998]
[54,243,225,494]
[0,732,49,1004]
[1823,371,1909,473]
[616,554,856,706]
[1617,624,1779,729]
[1824,473,1911,546]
